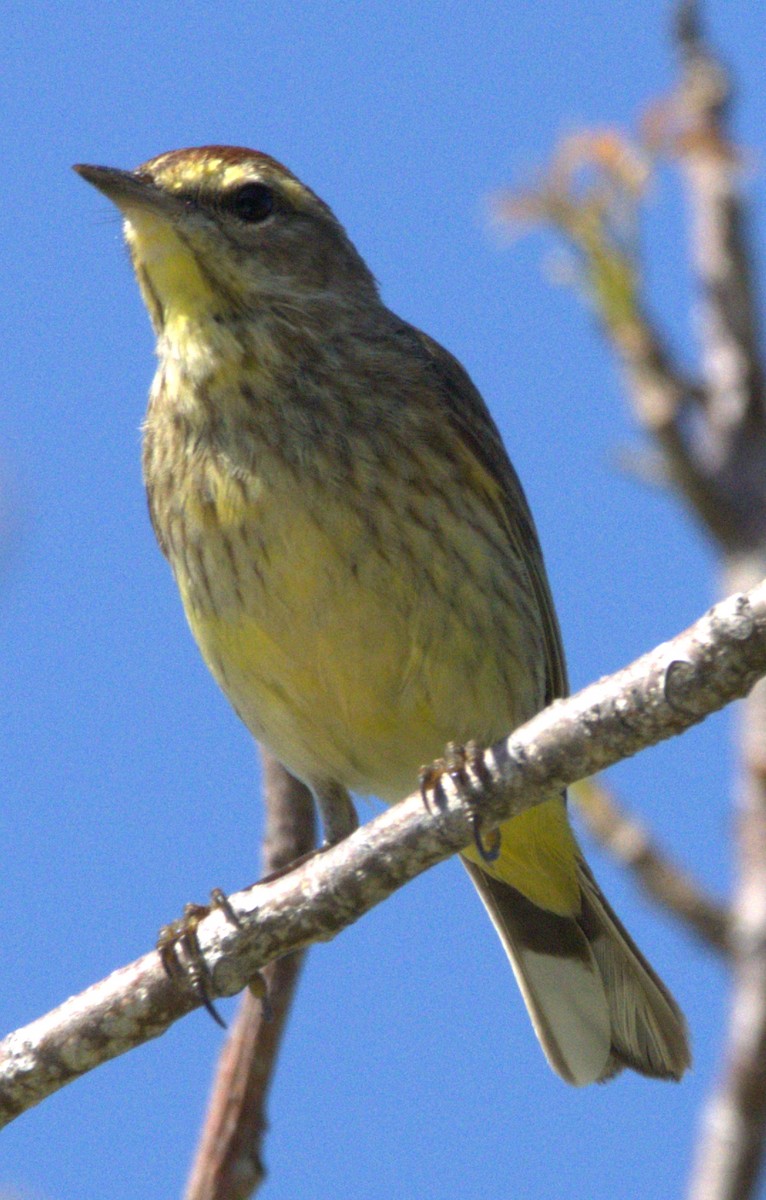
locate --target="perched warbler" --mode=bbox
[75,146,689,1085]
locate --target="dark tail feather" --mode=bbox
[462,856,690,1085]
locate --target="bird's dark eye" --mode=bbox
[226,182,275,223]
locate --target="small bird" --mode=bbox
[75,146,689,1085]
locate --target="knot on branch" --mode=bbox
[664,659,709,716]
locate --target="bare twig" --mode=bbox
[2,581,766,1129]
[184,757,316,1200]
[573,778,731,953]
[494,129,734,541]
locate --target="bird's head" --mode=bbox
[75,146,378,337]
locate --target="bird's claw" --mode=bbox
[158,898,227,1026]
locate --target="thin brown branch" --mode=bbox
[2,582,766,1129]
[184,757,316,1200]
[573,778,731,954]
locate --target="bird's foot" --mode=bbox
[419,740,501,864]
[157,887,271,1024]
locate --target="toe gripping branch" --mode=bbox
[418,740,501,864]
[157,888,272,1026]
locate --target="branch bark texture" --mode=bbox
[2,581,766,1130]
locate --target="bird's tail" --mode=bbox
[462,854,690,1085]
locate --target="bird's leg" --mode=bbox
[256,781,357,886]
[419,740,501,863]
[313,780,359,847]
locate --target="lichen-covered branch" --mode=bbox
[2,581,766,1130]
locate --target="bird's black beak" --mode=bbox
[73,164,174,216]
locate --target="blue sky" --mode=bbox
[2,3,764,1198]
